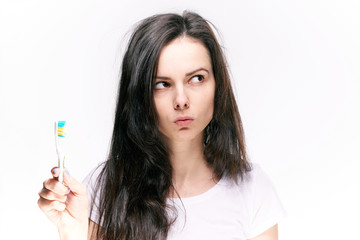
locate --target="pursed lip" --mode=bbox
[174,116,194,127]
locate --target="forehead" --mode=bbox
[156,36,212,76]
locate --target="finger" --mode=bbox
[43,178,69,195]
[38,187,68,202]
[51,167,60,178]
[62,170,87,196]
[38,196,66,212]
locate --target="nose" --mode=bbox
[174,86,189,110]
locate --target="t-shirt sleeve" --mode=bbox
[82,163,104,225]
[245,164,287,238]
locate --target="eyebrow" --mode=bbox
[156,67,209,80]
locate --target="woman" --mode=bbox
[38,11,285,240]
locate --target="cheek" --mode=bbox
[206,94,215,118]
[194,87,215,121]
[203,84,216,114]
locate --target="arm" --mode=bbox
[248,224,278,240]
[88,219,101,240]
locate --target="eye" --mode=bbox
[189,75,204,83]
[154,81,170,89]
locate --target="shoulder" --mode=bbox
[220,163,275,196]
[82,161,107,202]
[235,163,286,239]
[82,162,106,225]
[243,163,276,193]
[82,161,106,187]
[238,163,284,214]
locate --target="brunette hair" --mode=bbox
[91,11,251,240]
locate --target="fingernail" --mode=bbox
[52,168,59,174]
[65,168,70,175]
[66,188,71,194]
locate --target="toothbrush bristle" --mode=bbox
[58,121,66,137]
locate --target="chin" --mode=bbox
[170,130,204,143]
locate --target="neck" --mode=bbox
[168,135,217,197]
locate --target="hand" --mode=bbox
[38,167,89,240]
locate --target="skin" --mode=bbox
[38,35,278,240]
[249,224,278,240]
[154,36,217,197]
[38,168,88,240]
[154,36,278,239]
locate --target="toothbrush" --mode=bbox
[55,121,66,183]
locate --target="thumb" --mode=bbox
[62,170,87,196]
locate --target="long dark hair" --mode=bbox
[91,11,251,240]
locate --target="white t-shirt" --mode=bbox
[83,163,286,240]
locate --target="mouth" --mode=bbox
[174,116,194,127]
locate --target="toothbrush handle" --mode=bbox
[58,154,64,183]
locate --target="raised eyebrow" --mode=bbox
[155,67,209,80]
[185,67,209,77]
[155,76,171,80]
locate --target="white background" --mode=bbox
[1,0,359,239]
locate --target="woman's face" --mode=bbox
[154,36,215,143]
